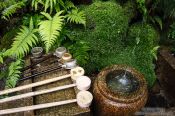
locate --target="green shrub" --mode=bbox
[68,1,159,87]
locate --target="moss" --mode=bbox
[126,23,159,87]
[68,1,159,87]
[127,23,158,49]
[123,1,136,20]
[68,1,129,71]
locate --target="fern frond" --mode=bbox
[39,11,64,52]
[0,49,7,63]
[64,1,75,11]
[6,59,23,89]
[0,0,16,10]
[7,18,38,58]
[58,0,65,9]
[1,1,25,20]
[66,9,86,26]
[31,0,75,13]
[32,0,44,11]
[0,51,4,63]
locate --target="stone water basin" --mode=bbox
[93,65,148,116]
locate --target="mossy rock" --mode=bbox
[68,1,159,87]
[68,1,130,72]
[126,23,159,87]
[127,23,159,49]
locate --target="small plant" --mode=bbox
[1,1,25,20]
[31,0,75,13]
[68,40,91,65]
[0,49,6,63]
[5,59,23,89]
[65,9,86,26]
[0,59,22,89]
[150,46,160,60]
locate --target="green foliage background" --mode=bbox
[68,1,159,87]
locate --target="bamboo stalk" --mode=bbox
[0,99,77,115]
[0,74,71,96]
[0,84,76,103]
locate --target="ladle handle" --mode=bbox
[20,65,62,81]
[0,74,71,96]
[21,53,53,72]
[0,99,77,115]
[0,84,76,103]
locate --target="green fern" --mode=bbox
[151,46,160,60]
[32,0,43,11]
[5,59,23,89]
[0,49,5,63]
[0,0,16,10]
[64,1,75,11]
[32,0,75,13]
[39,11,64,52]
[1,1,25,20]
[66,9,86,26]
[0,0,17,9]
[6,18,38,58]
[44,0,56,13]
[32,0,63,13]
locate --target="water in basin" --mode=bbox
[106,70,139,94]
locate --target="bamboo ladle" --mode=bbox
[0,76,91,103]
[0,91,93,115]
[0,67,84,96]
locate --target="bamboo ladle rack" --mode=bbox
[0,67,84,96]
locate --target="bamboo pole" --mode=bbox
[0,84,76,103]
[0,99,77,115]
[0,74,71,96]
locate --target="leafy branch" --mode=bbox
[5,59,23,89]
